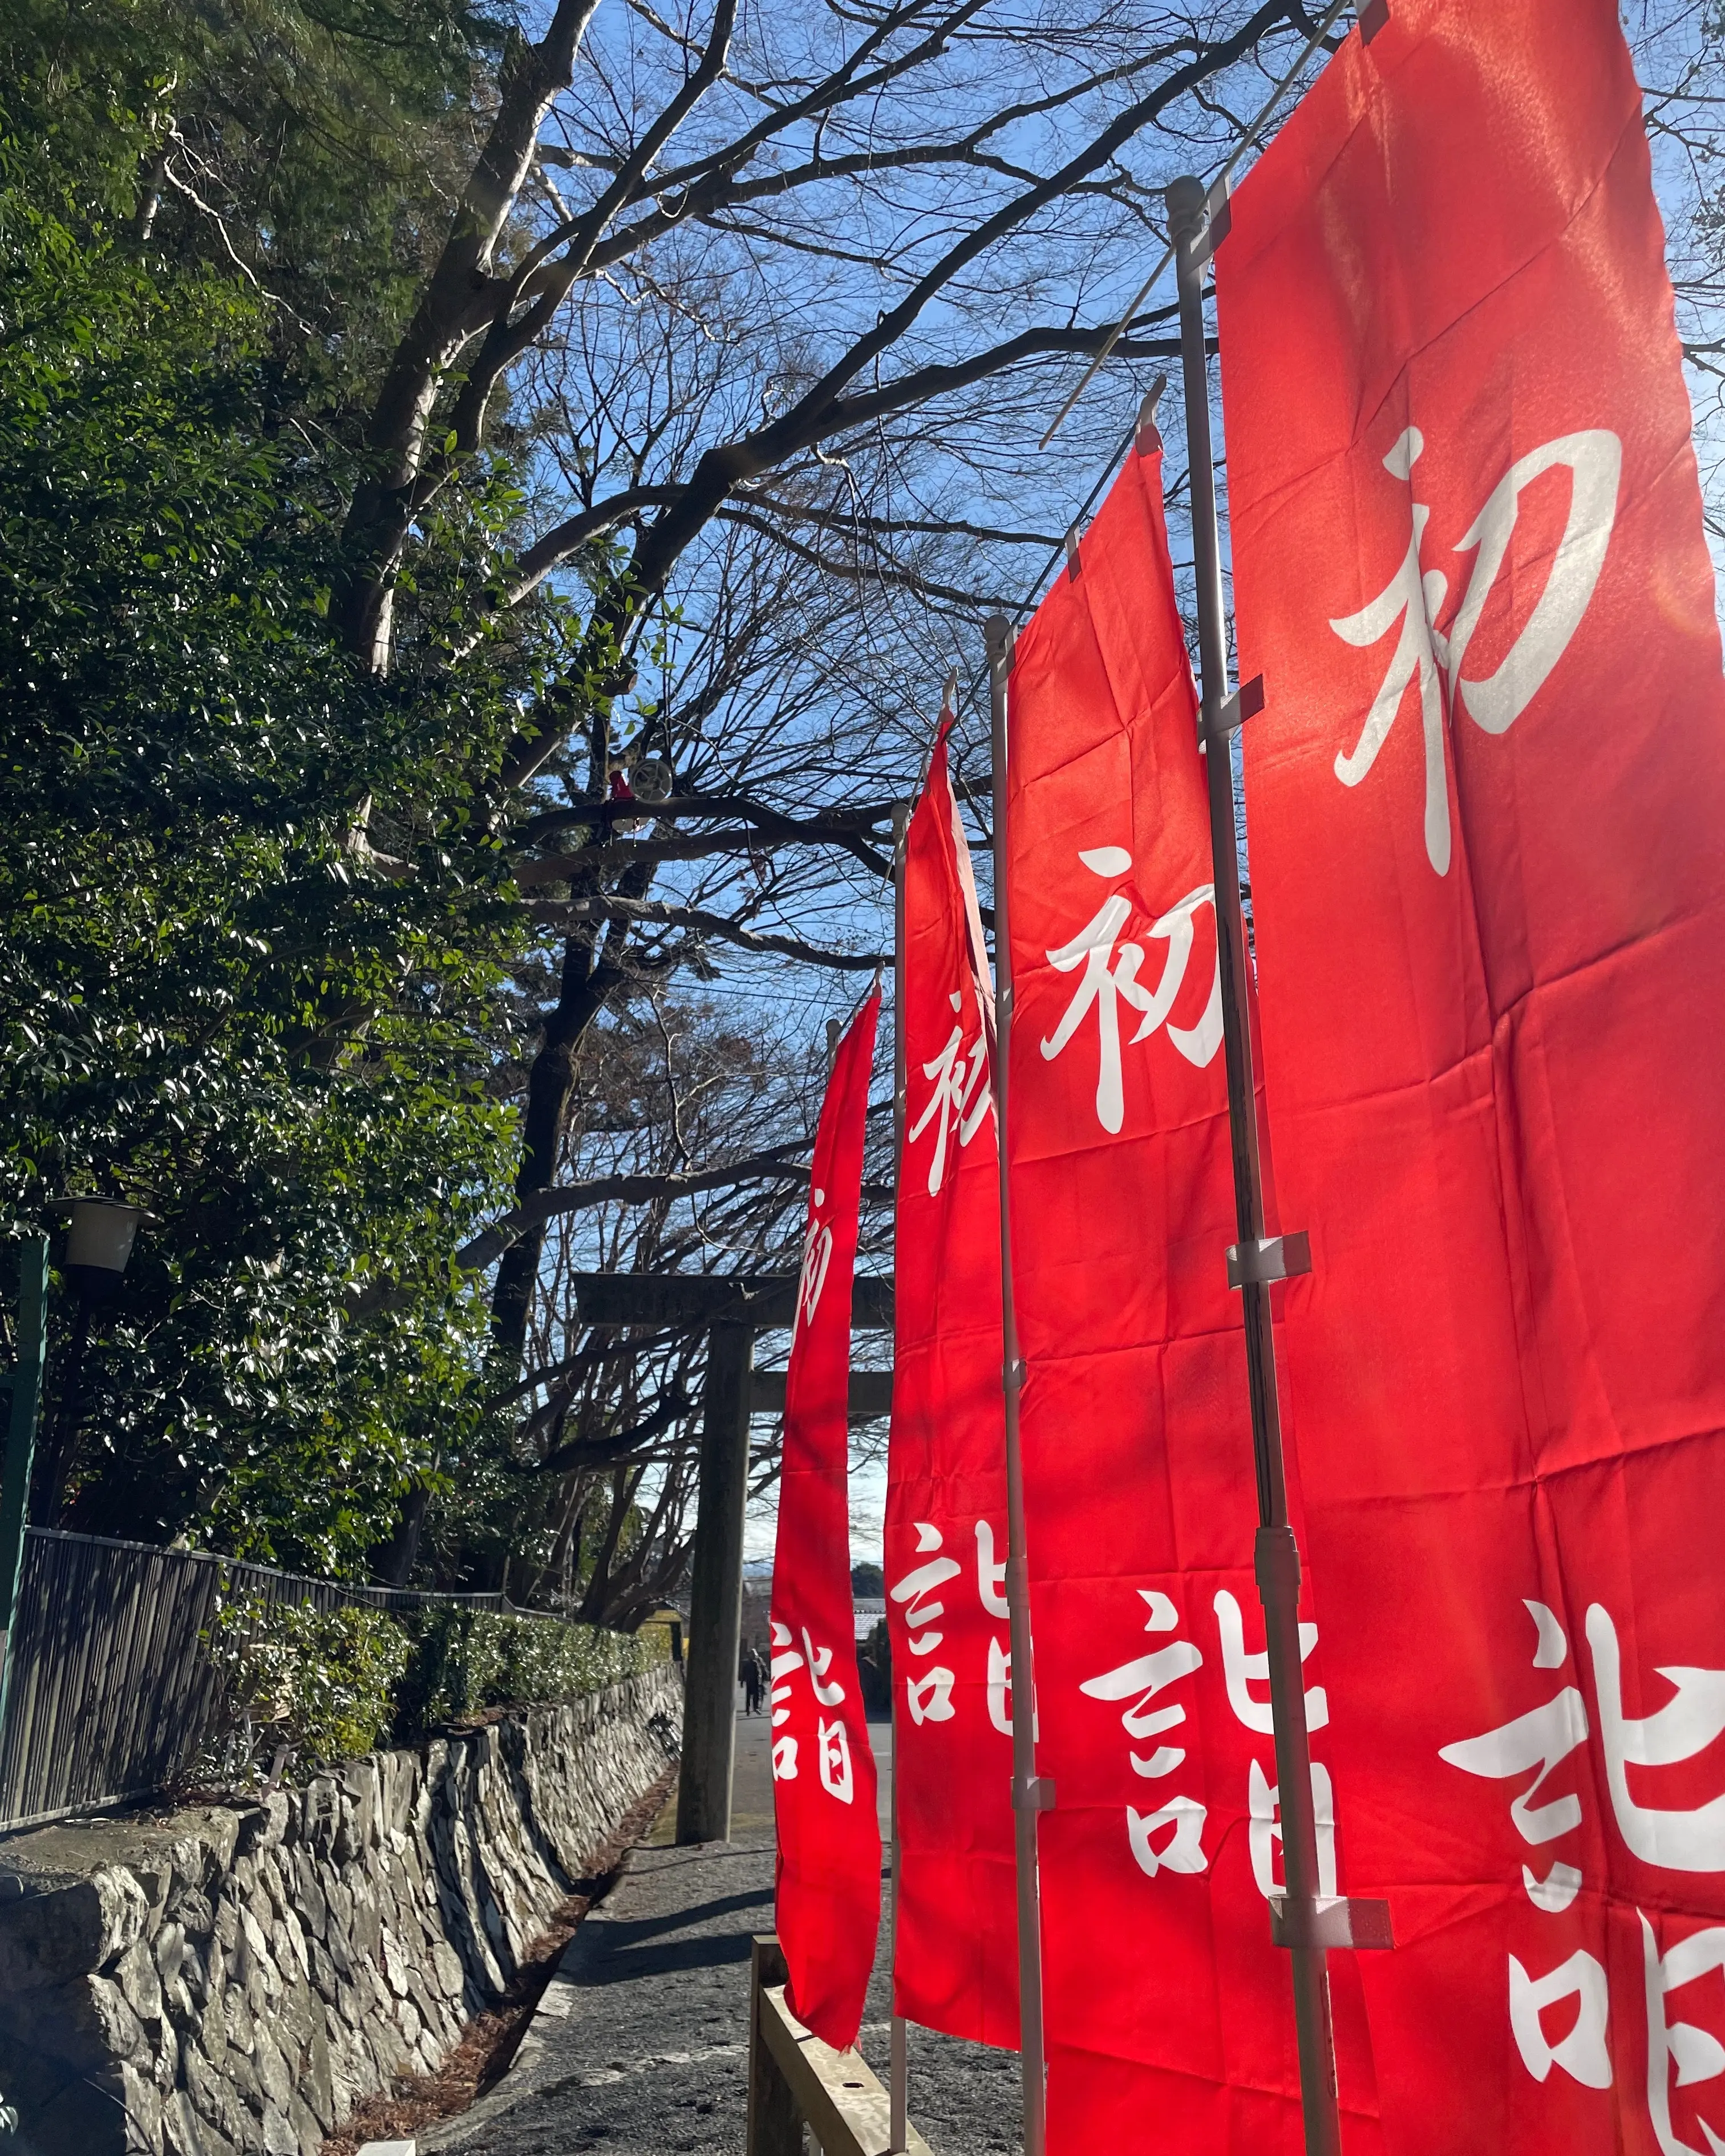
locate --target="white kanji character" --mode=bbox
[1642,1911,1725,2154]
[769,1618,805,1731]
[819,1716,855,1804]
[1080,1591,1202,1780]
[1248,1757,1338,1901]
[1330,425,1619,876]
[772,1735,799,1781]
[1213,1589,1329,1734]
[1039,850,1222,1134]
[907,994,991,1195]
[987,1636,1013,1736]
[1509,1947,1611,2090]
[796,1190,833,1331]
[1127,1798,1208,1878]
[975,1520,1009,1619]
[1439,1600,1589,1908]
[1439,1690,1589,1844]
[1588,1604,1725,1874]
[906,1668,956,1725]
[890,1522,962,1655]
[801,1627,846,1707]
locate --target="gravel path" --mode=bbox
[420,1713,1020,2155]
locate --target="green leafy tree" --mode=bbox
[0,151,554,1566]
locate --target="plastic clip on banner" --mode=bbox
[1218,0,1725,2148]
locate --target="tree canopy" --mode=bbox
[4,0,1720,1607]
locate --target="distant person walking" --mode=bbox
[740,1643,765,1716]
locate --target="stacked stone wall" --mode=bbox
[0,1664,682,2155]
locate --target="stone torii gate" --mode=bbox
[569,1272,894,1843]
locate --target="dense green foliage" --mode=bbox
[0,70,558,1565]
[389,1603,667,1738]
[202,1594,414,1778]
[5,0,504,403]
[201,1588,669,1782]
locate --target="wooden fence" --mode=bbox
[747,1935,933,2156]
[0,1527,653,1833]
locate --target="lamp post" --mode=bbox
[35,1198,145,1524]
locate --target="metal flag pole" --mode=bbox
[986,614,1050,2156]
[1164,172,1390,2156]
[889,796,911,2154]
[1038,0,1354,451]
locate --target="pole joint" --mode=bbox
[1228,1232,1311,1290]
[1166,175,1232,266]
[1013,1775,1056,1813]
[1254,1522,1302,1604]
[1270,1894,1395,1952]
[1208,674,1265,747]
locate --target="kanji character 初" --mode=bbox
[795,1189,833,1331]
[907,992,991,1195]
[1330,425,1620,876]
[1038,849,1222,1134]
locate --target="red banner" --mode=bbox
[886,721,1018,2047]
[770,991,882,2049]
[1218,1,1725,2148]
[1006,438,1377,2150]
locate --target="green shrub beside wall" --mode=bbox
[200,1592,671,1786]
[390,1608,665,1742]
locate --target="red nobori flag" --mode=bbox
[1219,0,1725,2147]
[1006,439,1379,2150]
[770,990,882,2049]
[886,721,1018,2048]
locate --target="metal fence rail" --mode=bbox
[0,1528,650,1834]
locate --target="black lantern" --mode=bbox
[64,1198,144,1304]
[35,1197,148,1523]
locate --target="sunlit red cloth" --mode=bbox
[769,991,882,2048]
[1219,0,1725,2145]
[1006,437,1373,2150]
[886,721,1019,2046]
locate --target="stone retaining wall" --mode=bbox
[0,1663,682,2156]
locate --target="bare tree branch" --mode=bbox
[529,894,890,969]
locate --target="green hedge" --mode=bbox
[200,1591,670,1786]
[390,1607,666,1743]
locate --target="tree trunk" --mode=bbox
[336,0,604,668]
[489,925,627,1368]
